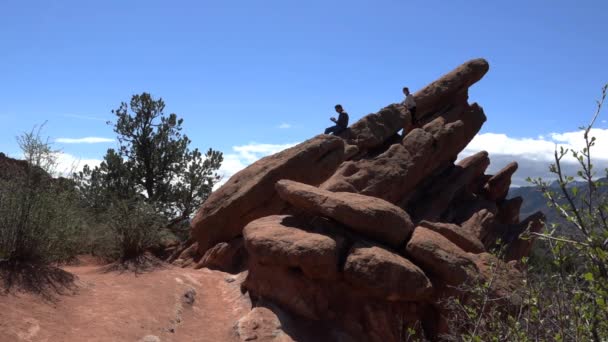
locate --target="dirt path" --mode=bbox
[0,258,251,342]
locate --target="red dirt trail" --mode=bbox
[0,257,251,342]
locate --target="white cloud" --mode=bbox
[62,114,107,121]
[217,142,297,187]
[54,152,103,176]
[278,123,292,129]
[460,128,608,186]
[55,137,114,144]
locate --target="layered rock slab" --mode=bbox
[243,215,344,280]
[275,179,414,247]
[195,237,246,273]
[191,135,345,254]
[235,307,293,342]
[413,58,489,123]
[405,227,478,286]
[412,151,490,221]
[343,242,433,301]
[483,162,518,202]
[341,104,409,150]
[322,103,486,204]
[418,221,485,254]
[244,260,430,342]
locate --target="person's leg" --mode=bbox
[324,125,338,135]
[410,107,418,127]
[334,126,346,135]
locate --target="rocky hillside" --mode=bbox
[172,59,545,341]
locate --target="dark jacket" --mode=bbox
[336,111,349,127]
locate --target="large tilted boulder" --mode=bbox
[418,220,485,254]
[504,211,545,261]
[343,242,433,301]
[405,227,478,286]
[243,215,345,280]
[341,104,409,150]
[496,196,523,224]
[412,151,490,221]
[483,162,518,202]
[235,307,293,342]
[275,179,414,248]
[194,237,246,273]
[413,58,489,124]
[321,103,486,204]
[191,134,345,255]
[186,58,544,341]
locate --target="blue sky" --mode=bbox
[1,0,607,183]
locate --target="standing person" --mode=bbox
[402,87,418,126]
[324,104,349,135]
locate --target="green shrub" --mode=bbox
[97,199,164,261]
[0,126,86,265]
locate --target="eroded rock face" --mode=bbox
[418,221,485,254]
[191,134,345,255]
[342,104,409,150]
[322,103,485,204]
[187,58,542,341]
[483,162,518,202]
[275,180,414,248]
[195,237,246,273]
[413,58,489,123]
[321,143,416,203]
[412,151,490,221]
[405,227,478,286]
[243,215,345,280]
[235,307,293,342]
[343,242,433,301]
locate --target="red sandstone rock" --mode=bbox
[342,104,409,149]
[243,215,345,280]
[471,252,525,306]
[483,162,518,202]
[184,58,542,341]
[413,58,489,123]
[461,208,497,247]
[275,180,414,247]
[235,307,293,342]
[195,238,246,273]
[322,104,486,205]
[191,135,345,255]
[343,242,433,301]
[504,211,545,261]
[418,221,485,254]
[244,260,428,342]
[343,144,360,160]
[413,151,490,221]
[496,196,523,224]
[405,227,478,286]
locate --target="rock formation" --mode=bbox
[178,58,545,341]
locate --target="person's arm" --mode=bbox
[330,117,337,123]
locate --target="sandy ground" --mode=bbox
[0,257,251,342]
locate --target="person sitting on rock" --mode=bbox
[324,104,349,135]
[402,87,418,126]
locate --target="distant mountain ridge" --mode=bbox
[508,178,608,235]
